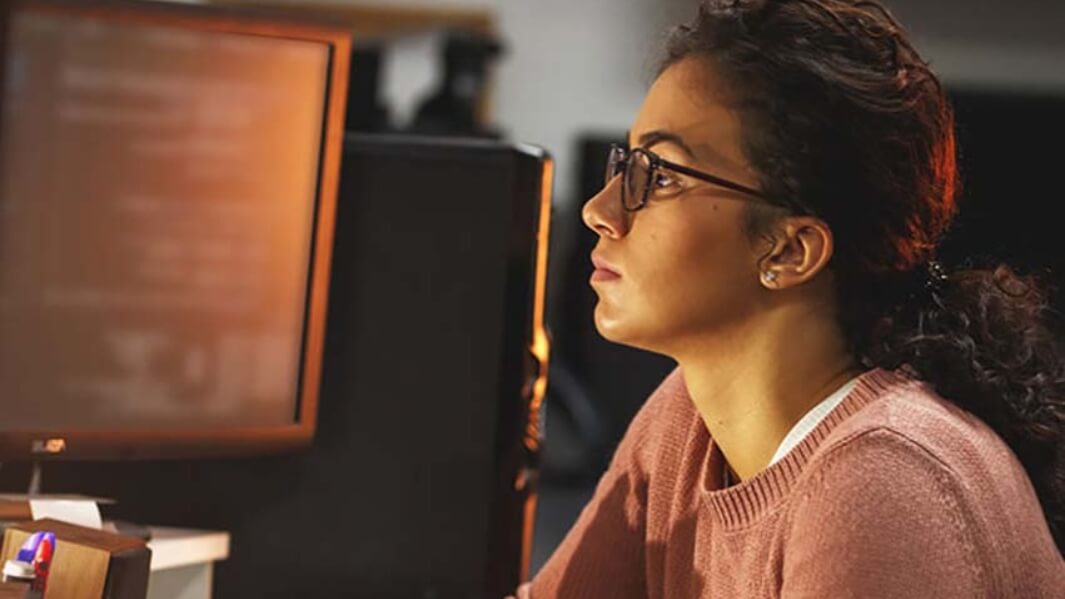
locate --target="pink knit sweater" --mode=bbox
[529,367,1065,598]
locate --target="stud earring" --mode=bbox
[762,271,778,285]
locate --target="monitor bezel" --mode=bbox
[0,0,350,460]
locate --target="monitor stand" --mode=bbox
[27,461,41,496]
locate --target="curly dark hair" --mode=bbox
[661,0,1065,552]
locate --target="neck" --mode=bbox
[673,309,860,482]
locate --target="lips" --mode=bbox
[590,254,621,282]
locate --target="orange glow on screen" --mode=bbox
[0,12,330,430]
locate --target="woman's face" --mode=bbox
[583,57,773,355]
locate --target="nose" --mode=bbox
[581,175,629,239]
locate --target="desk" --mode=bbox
[145,526,230,599]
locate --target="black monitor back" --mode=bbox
[317,134,551,597]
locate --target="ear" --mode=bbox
[758,216,834,289]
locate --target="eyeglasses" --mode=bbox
[604,144,803,213]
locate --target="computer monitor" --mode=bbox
[0,0,351,459]
[32,133,553,598]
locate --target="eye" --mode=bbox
[651,171,682,194]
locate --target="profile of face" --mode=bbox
[582,57,827,356]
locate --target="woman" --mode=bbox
[512,0,1065,597]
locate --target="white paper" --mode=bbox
[29,499,103,530]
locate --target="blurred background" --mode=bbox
[192,0,1065,574]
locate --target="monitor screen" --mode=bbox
[0,0,349,457]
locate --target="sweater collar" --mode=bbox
[699,366,917,529]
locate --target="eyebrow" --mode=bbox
[628,128,741,174]
[633,129,697,160]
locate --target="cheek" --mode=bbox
[645,205,743,282]
[630,205,756,328]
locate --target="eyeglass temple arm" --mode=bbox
[656,157,766,199]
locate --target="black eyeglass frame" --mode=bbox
[606,143,808,214]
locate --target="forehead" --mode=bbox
[629,58,748,173]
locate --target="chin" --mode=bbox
[594,296,703,358]
[593,303,625,340]
[593,304,658,353]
